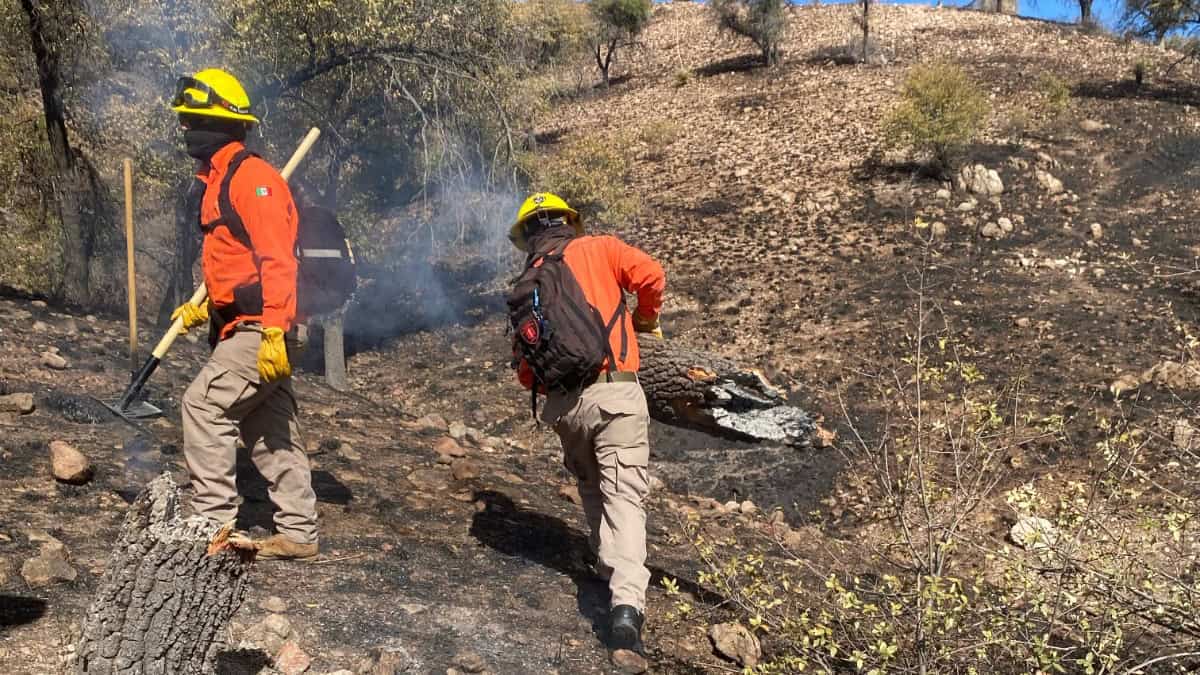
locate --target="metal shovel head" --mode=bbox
[105,399,162,420]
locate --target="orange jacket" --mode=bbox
[517,234,665,390]
[198,142,299,339]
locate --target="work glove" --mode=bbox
[632,313,664,340]
[170,300,210,334]
[257,327,292,383]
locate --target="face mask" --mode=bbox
[184,129,237,161]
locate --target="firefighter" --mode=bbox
[508,193,665,669]
[169,68,318,560]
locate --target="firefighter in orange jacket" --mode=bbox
[169,69,318,560]
[509,193,665,668]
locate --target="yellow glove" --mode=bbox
[170,300,210,334]
[257,327,292,383]
[632,313,664,340]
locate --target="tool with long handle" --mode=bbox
[124,158,138,374]
[107,127,322,420]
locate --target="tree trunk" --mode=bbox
[75,474,254,674]
[323,312,348,391]
[1079,0,1093,25]
[20,0,93,307]
[636,336,815,447]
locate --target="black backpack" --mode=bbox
[507,239,625,415]
[201,149,357,321]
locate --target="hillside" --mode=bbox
[3,4,1200,674]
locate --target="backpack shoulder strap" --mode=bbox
[201,149,258,248]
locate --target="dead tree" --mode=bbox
[75,474,253,674]
[637,336,815,447]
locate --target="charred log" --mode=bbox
[637,336,814,447]
[75,473,253,674]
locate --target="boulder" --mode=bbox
[50,440,93,484]
[708,622,761,667]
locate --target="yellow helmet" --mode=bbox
[509,192,582,251]
[170,68,259,124]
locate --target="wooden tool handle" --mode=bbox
[152,127,322,360]
[124,158,137,371]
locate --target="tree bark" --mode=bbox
[75,474,254,675]
[637,336,815,447]
[20,0,94,306]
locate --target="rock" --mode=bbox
[956,200,976,212]
[1014,317,1031,328]
[0,393,35,415]
[1090,223,1103,240]
[31,300,47,308]
[448,421,468,441]
[407,468,449,491]
[21,549,76,587]
[956,164,1004,196]
[1080,119,1105,133]
[1174,420,1195,450]
[451,651,487,673]
[935,188,952,201]
[1144,361,1200,391]
[980,222,1004,239]
[1010,516,1058,552]
[49,440,93,484]
[0,557,12,586]
[32,320,50,332]
[415,414,447,432]
[997,217,1014,233]
[930,221,947,238]
[434,437,466,459]
[261,596,288,613]
[451,459,480,482]
[708,622,761,667]
[338,443,362,462]
[40,351,68,370]
[245,613,293,655]
[558,484,582,506]
[1036,169,1064,195]
[610,648,648,673]
[649,475,664,492]
[1109,372,1143,398]
[739,500,757,515]
[355,646,414,674]
[276,642,311,675]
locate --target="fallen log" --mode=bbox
[637,336,815,447]
[75,473,253,674]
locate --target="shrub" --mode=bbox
[710,0,788,66]
[1133,57,1151,86]
[883,62,989,173]
[511,0,596,68]
[637,119,681,160]
[673,67,694,87]
[516,133,640,228]
[1037,72,1072,116]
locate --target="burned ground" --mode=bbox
[4,4,1200,673]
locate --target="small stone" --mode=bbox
[935,188,951,201]
[338,443,362,462]
[31,300,47,308]
[416,413,448,432]
[930,221,947,238]
[448,421,468,441]
[1080,119,1105,133]
[558,484,582,505]
[1090,223,1103,240]
[40,351,68,370]
[997,217,1014,233]
[0,393,35,415]
[1015,317,1031,328]
[1010,516,1058,552]
[451,650,487,673]
[610,648,648,673]
[356,646,414,674]
[708,622,761,667]
[434,437,466,459]
[49,440,93,484]
[724,500,740,512]
[275,641,311,675]
[0,557,13,586]
[261,596,288,613]
[980,222,1004,239]
[32,320,50,332]
[407,468,449,491]
[1036,169,1064,195]
[21,549,76,587]
[956,200,976,212]
[739,500,757,515]
[451,458,480,482]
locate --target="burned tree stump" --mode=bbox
[637,336,815,447]
[75,473,253,674]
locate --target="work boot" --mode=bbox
[254,534,318,561]
[609,605,647,673]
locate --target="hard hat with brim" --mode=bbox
[509,192,582,251]
[170,70,259,124]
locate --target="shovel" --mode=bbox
[105,127,323,421]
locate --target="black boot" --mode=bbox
[609,605,645,653]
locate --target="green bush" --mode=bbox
[883,62,989,173]
[637,119,681,160]
[517,133,639,228]
[1037,72,1072,116]
[710,0,788,66]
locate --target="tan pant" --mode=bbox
[544,380,652,611]
[181,327,318,544]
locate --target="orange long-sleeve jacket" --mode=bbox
[198,142,299,339]
[517,234,665,390]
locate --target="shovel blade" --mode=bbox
[105,399,162,420]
